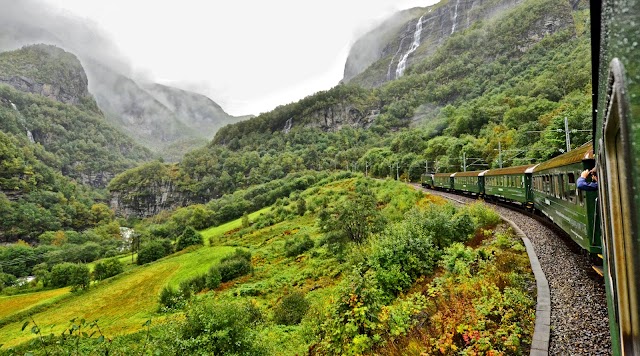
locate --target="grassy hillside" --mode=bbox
[0,244,236,348]
[4,177,534,355]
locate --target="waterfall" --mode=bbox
[10,101,35,144]
[283,117,293,134]
[387,37,407,80]
[451,0,461,34]
[395,15,424,79]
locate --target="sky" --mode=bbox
[40,0,437,116]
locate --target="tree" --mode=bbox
[319,183,386,244]
[137,239,173,265]
[176,227,203,251]
[93,257,124,280]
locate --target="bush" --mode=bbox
[179,274,208,298]
[49,263,90,291]
[284,235,314,257]
[137,239,172,265]
[463,202,502,229]
[0,272,16,291]
[206,266,222,289]
[221,248,252,263]
[158,285,185,311]
[175,227,203,251]
[273,291,310,325]
[93,257,124,280]
[178,300,267,355]
[218,258,252,282]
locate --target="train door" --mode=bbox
[597,59,640,354]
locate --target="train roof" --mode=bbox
[434,172,454,178]
[483,164,536,176]
[533,142,594,172]
[452,170,488,177]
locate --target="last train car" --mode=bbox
[591,0,640,350]
[530,143,601,254]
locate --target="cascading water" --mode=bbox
[10,101,35,144]
[395,15,424,79]
[387,37,407,81]
[283,117,293,134]
[451,0,461,34]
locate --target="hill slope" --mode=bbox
[0,1,248,160]
[0,44,152,187]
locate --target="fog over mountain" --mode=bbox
[0,0,246,160]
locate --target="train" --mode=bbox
[421,0,640,352]
[424,142,601,255]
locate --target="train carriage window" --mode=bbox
[567,173,575,203]
[559,174,565,200]
[578,188,584,206]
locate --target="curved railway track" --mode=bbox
[416,186,611,355]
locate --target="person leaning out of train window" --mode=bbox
[577,168,598,191]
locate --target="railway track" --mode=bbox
[416,186,612,355]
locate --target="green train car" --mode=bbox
[591,0,640,349]
[421,173,434,189]
[483,165,535,205]
[530,143,601,254]
[452,170,485,195]
[433,173,453,190]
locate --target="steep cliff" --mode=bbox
[108,161,189,218]
[0,3,248,160]
[0,44,95,106]
[0,45,152,188]
[342,0,571,88]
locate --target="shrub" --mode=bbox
[273,291,310,325]
[158,285,185,311]
[296,198,307,216]
[178,300,267,355]
[49,263,90,291]
[137,239,172,265]
[218,257,252,282]
[175,227,203,251]
[206,266,222,289]
[463,201,502,229]
[93,257,124,280]
[179,274,208,298]
[0,272,16,291]
[284,235,314,257]
[221,248,252,263]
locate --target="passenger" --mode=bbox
[577,169,598,191]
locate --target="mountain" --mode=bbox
[0,0,249,160]
[342,0,574,88]
[144,83,248,137]
[111,0,592,217]
[0,44,152,187]
[86,62,249,161]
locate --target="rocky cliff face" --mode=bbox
[343,0,528,87]
[0,44,93,105]
[110,181,189,218]
[304,103,379,132]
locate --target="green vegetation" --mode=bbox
[2,178,533,355]
[110,0,593,214]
